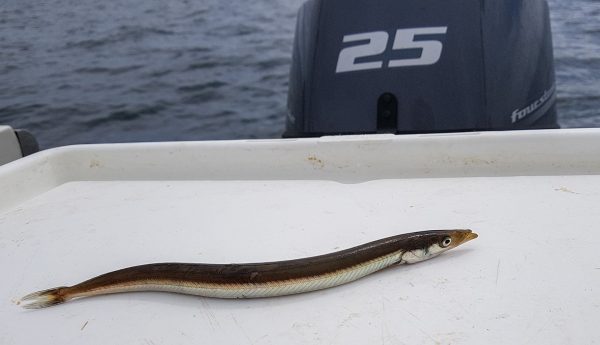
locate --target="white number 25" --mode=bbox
[335,27,447,73]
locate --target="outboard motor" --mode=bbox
[285,0,558,137]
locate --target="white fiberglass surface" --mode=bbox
[1,176,599,344]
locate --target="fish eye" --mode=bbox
[440,237,452,248]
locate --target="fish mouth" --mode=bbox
[463,230,478,242]
[452,229,478,247]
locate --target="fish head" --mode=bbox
[401,229,478,264]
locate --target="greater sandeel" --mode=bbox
[1,2,599,343]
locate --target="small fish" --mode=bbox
[20,229,477,309]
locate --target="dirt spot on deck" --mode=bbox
[89,159,101,168]
[307,155,324,169]
[554,186,579,194]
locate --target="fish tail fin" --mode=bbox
[20,286,69,309]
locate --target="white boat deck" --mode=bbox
[1,129,599,344]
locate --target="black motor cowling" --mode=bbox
[285,0,558,137]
